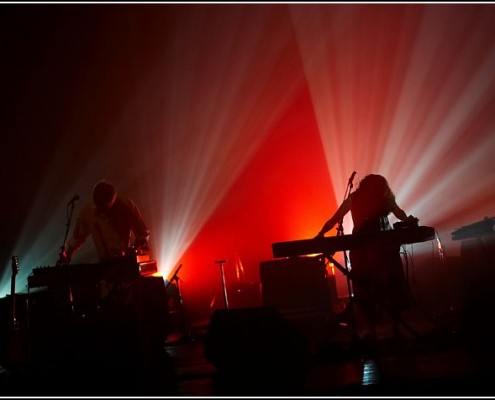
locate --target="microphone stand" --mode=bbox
[55,198,78,323]
[57,200,77,265]
[215,259,229,309]
[336,174,356,338]
[166,264,193,342]
[337,175,354,295]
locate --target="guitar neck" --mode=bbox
[10,256,19,325]
[11,278,17,325]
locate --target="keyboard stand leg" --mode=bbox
[396,317,423,340]
[323,253,358,340]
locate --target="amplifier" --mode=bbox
[259,256,332,312]
[452,217,495,241]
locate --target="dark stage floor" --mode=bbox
[2,294,495,397]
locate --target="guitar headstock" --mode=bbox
[11,256,19,277]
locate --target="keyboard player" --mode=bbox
[58,179,151,265]
[316,173,419,344]
[55,180,155,326]
[43,180,168,366]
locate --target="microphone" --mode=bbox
[67,194,80,206]
[348,171,356,186]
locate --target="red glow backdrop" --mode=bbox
[2,4,495,324]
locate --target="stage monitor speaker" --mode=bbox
[259,256,331,312]
[204,306,308,371]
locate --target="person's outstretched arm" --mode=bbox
[391,200,418,224]
[316,196,352,238]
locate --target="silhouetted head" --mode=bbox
[352,173,395,213]
[358,174,390,196]
[93,180,117,211]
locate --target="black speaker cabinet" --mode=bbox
[260,256,331,312]
[27,276,170,365]
[204,306,308,371]
[0,294,29,367]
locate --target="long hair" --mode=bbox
[351,174,396,227]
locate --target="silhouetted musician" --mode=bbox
[58,180,151,266]
[279,174,428,342]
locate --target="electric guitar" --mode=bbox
[6,255,27,367]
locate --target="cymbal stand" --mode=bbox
[215,259,229,309]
